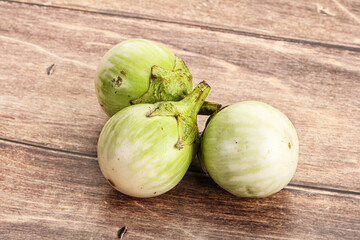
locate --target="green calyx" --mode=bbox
[130,57,192,105]
[131,57,221,115]
[147,81,211,150]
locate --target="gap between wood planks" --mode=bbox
[3,0,360,52]
[1,137,360,198]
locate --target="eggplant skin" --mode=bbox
[95,39,175,117]
[201,101,299,198]
[97,104,193,198]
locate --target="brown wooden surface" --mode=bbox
[11,0,360,47]
[2,140,360,239]
[1,0,359,239]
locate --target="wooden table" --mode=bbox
[1,0,359,239]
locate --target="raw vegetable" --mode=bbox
[97,82,210,197]
[200,101,299,198]
[95,38,220,117]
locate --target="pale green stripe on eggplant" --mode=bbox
[129,141,192,190]
[206,111,285,139]
[148,151,193,190]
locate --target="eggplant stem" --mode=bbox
[147,81,211,149]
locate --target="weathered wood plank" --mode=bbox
[1,140,359,240]
[0,1,359,192]
[10,0,360,48]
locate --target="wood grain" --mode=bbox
[9,0,360,48]
[1,140,359,240]
[0,1,359,193]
